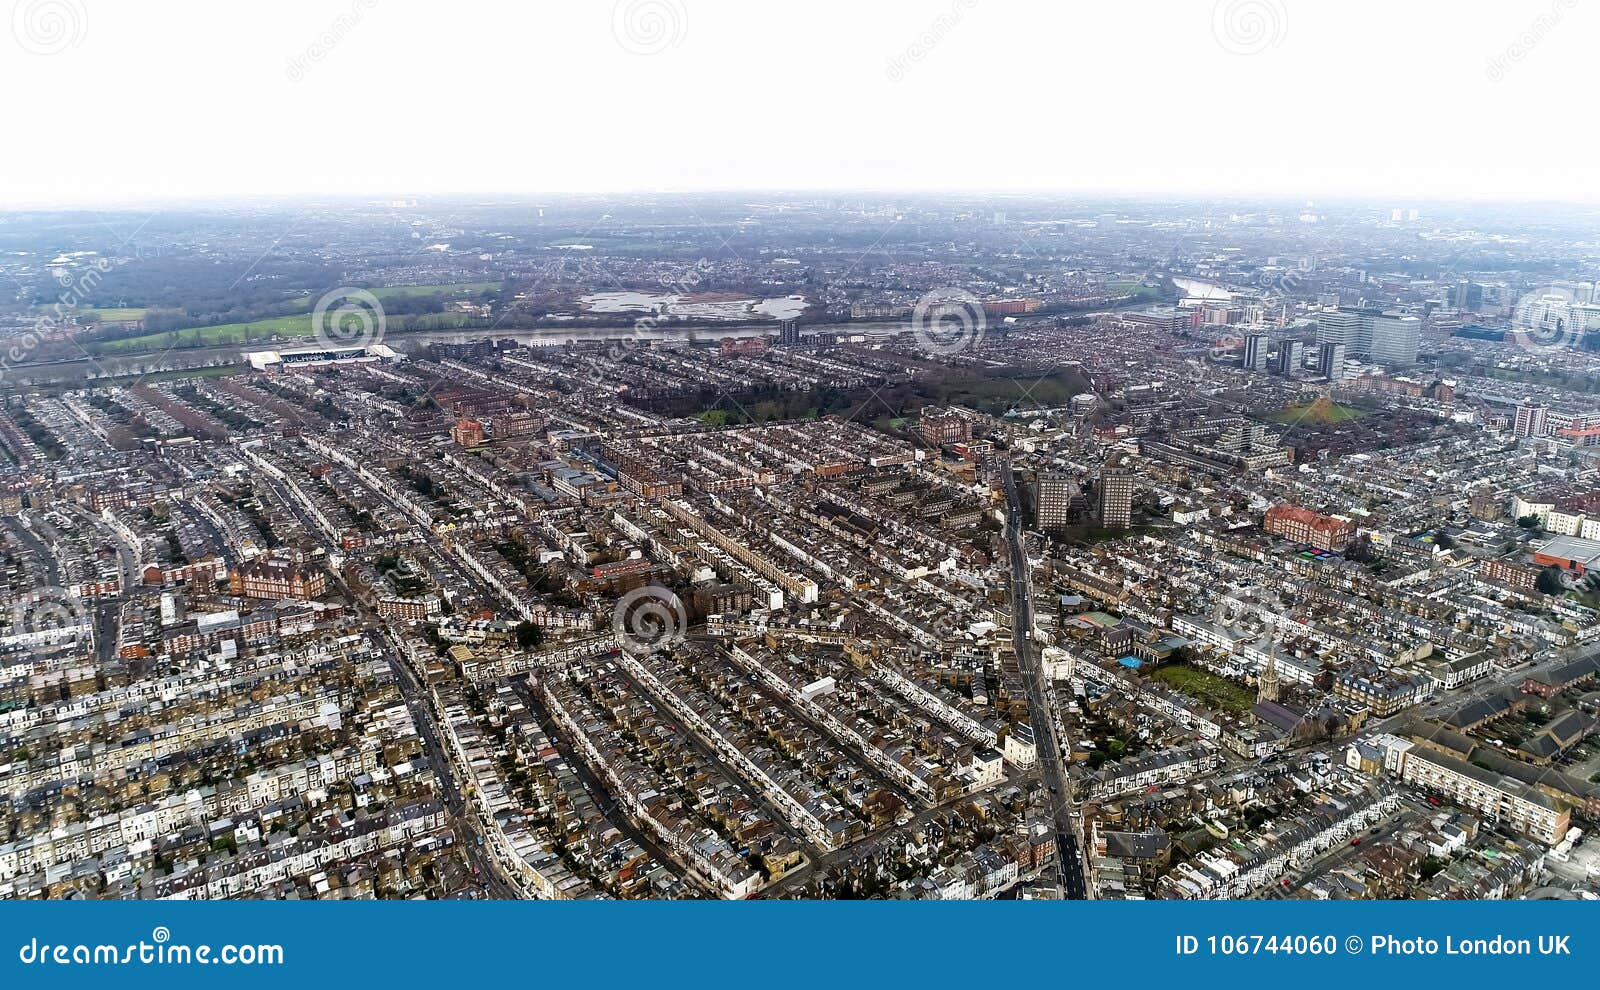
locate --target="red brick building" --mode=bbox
[451,418,485,447]
[918,408,972,448]
[719,336,769,358]
[377,597,432,620]
[1263,504,1355,551]
[1482,558,1538,593]
[144,558,224,587]
[230,559,327,601]
[981,298,1042,317]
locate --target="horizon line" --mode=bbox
[10,186,1600,213]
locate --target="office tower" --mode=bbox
[1037,471,1082,535]
[1317,341,1346,381]
[1514,401,1548,439]
[1315,307,1361,349]
[1242,332,1268,371]
[1275,340,1304,376]
[1098,469,1133,530]
[1368,313,1420,366]
[1316,307,1419,366]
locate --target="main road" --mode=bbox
[999,460,1088,899]
[256,465,518,898]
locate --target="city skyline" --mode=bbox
[4,190,1600,902]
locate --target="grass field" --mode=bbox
[925,365,1093,416]
[89,283,499,354]
[95,306,482,354]
[1105,280,1160,300]
[35,306,151,322]
[80,307,149,322]
[1149,663,1256,716]
[98,314,323,352]
[1271,397,1365,425]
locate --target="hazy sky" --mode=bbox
[3,0,1595,207]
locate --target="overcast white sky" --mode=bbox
[2,0,1594,207]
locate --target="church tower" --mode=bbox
[1257,632,1281,704]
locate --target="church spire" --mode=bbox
[1258,630,1281,703]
